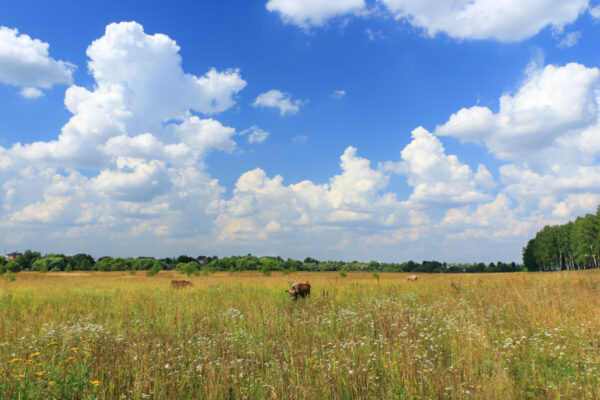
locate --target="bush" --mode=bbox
[178,262,200,277]
[146,262,162,276]
[339,270,347,278]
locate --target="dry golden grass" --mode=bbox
[1,270,600,399]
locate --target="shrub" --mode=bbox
[146,262,162,276]
[179,262,200,277]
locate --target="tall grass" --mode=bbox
[1,271,600,399]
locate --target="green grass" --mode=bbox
[1,271,600,399]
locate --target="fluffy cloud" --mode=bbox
[267,0,593,42]
[436,61,600,227]
[332,90,346,99]
[0,26,75,97]
[253,89,303,115]
[215,147,405,245]
[266,0,366,28]
[380,0,590,41]
[242,126,270,143]
[0,22,245,255]
[436,62,600,162]
[382,127,491,206]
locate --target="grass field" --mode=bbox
[1,271,600,399]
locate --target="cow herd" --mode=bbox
[171,275,419,299]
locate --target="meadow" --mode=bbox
[1,271,600,399]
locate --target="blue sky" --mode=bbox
[1,1,600,262]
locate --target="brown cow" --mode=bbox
[406,275,418,281]
[171,280,193,289]
[286,282,310,300]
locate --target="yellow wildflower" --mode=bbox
[46,342,58,347]
[25,359,34,365]
[60,356,74,367]
[9,358,21,364]
[89,380,100,386]
[29,352,40,357]
[35,371,46,376]
[18,374,25,379]
[48,381,56,386]
[68,347,79,352]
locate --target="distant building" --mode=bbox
[197,256,209,265]
[7,252,22,260]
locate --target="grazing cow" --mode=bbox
[286,282,311,300]
[171,280,193,289]
[406,275,418,281]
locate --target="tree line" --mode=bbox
[0,251,523,275]
[522,206,600,271]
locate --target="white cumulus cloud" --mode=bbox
[379,0,590,41]
[0,26,75,97]
[436,60,600,224]
[382,127,491,206]
[0,21,245,255]
[266,0,366,28]
[253,89,303,115]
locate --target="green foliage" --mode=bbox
[95,257,113,272]
[338,270,347,278]
[524,207,600,270]
[178,261,200,277]
[372,271,379,282]
[2,271,16,281]
[6,260,20,273]
[70,253,95,270]
[146,261,162,276]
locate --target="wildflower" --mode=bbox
[9,358,21,364]
[35,371,46,376]
[30,352,40,357]
[18,374,25,379]
[48,381,55,386]
[68,347,79,352]
[90,380,100,386]
[46,342,58,347]
[60,357,74,367]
